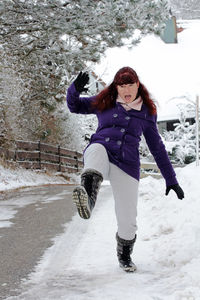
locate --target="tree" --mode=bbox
[169,0,200,19]
[163,104,196,164]
[0,0,169,147]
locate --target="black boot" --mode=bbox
[72,169,103,219]
[116,233,137,272]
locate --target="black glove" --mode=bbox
[74,71,89,93]
[165,184,184,200]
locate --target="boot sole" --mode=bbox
[120,263,137,273]
[72,186,91,219]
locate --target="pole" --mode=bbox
[196,95,199,166]
[38,140,41,169]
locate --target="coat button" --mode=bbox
[105,137,110,142]
[113,113,118,118]
[117,140,122,145]
[125,116,130,120]
[120,128,125,132]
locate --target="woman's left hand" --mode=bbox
[165,184,184,200]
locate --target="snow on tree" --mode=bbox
[0,0,170,149]
[168,0,200,19]
[163,104,196,164]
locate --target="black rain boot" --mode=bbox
[72,169,103,219]
[116,233,137,272]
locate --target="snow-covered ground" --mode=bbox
[4,163,200,300]
[0,164,69,192]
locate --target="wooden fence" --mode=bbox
[0,140,83,173]
[140,162,161,178]
[0,140,183,177]
[140,161,184,179]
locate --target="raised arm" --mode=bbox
[66,72,96,114]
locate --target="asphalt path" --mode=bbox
[0,185,77,300]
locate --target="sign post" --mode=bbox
[196,95,199,166]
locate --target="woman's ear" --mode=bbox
[137,81,140,88]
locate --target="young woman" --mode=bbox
[66,67,184,272]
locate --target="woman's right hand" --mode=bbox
[74,71,89,93]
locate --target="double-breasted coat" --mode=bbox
[67,83,178,186]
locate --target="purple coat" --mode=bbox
[67,83,178,186]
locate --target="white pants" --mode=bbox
[83,143,139,240]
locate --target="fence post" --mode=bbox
[38,140,41,169]
[58,145,61,172]
[75,152,79,171]
[13,140,17,162]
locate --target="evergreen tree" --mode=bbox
[0,0,169,146]
[169,0,200,19]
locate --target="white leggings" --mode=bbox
[83,143,139,240]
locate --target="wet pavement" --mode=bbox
[0,185,76,300]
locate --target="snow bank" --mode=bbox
[0,164,75,192]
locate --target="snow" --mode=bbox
[0,164,67,192]
[4,163,200,300]
[1,20,200,300]
[93,19,200,121]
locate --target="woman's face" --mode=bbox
[117,82,139,103]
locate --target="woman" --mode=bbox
[66,67,184,272]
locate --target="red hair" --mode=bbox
[93,67,157,115]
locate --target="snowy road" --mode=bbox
[0,185,76,300]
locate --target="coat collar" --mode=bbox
[116,95,143,111]
[115,100,156,123]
